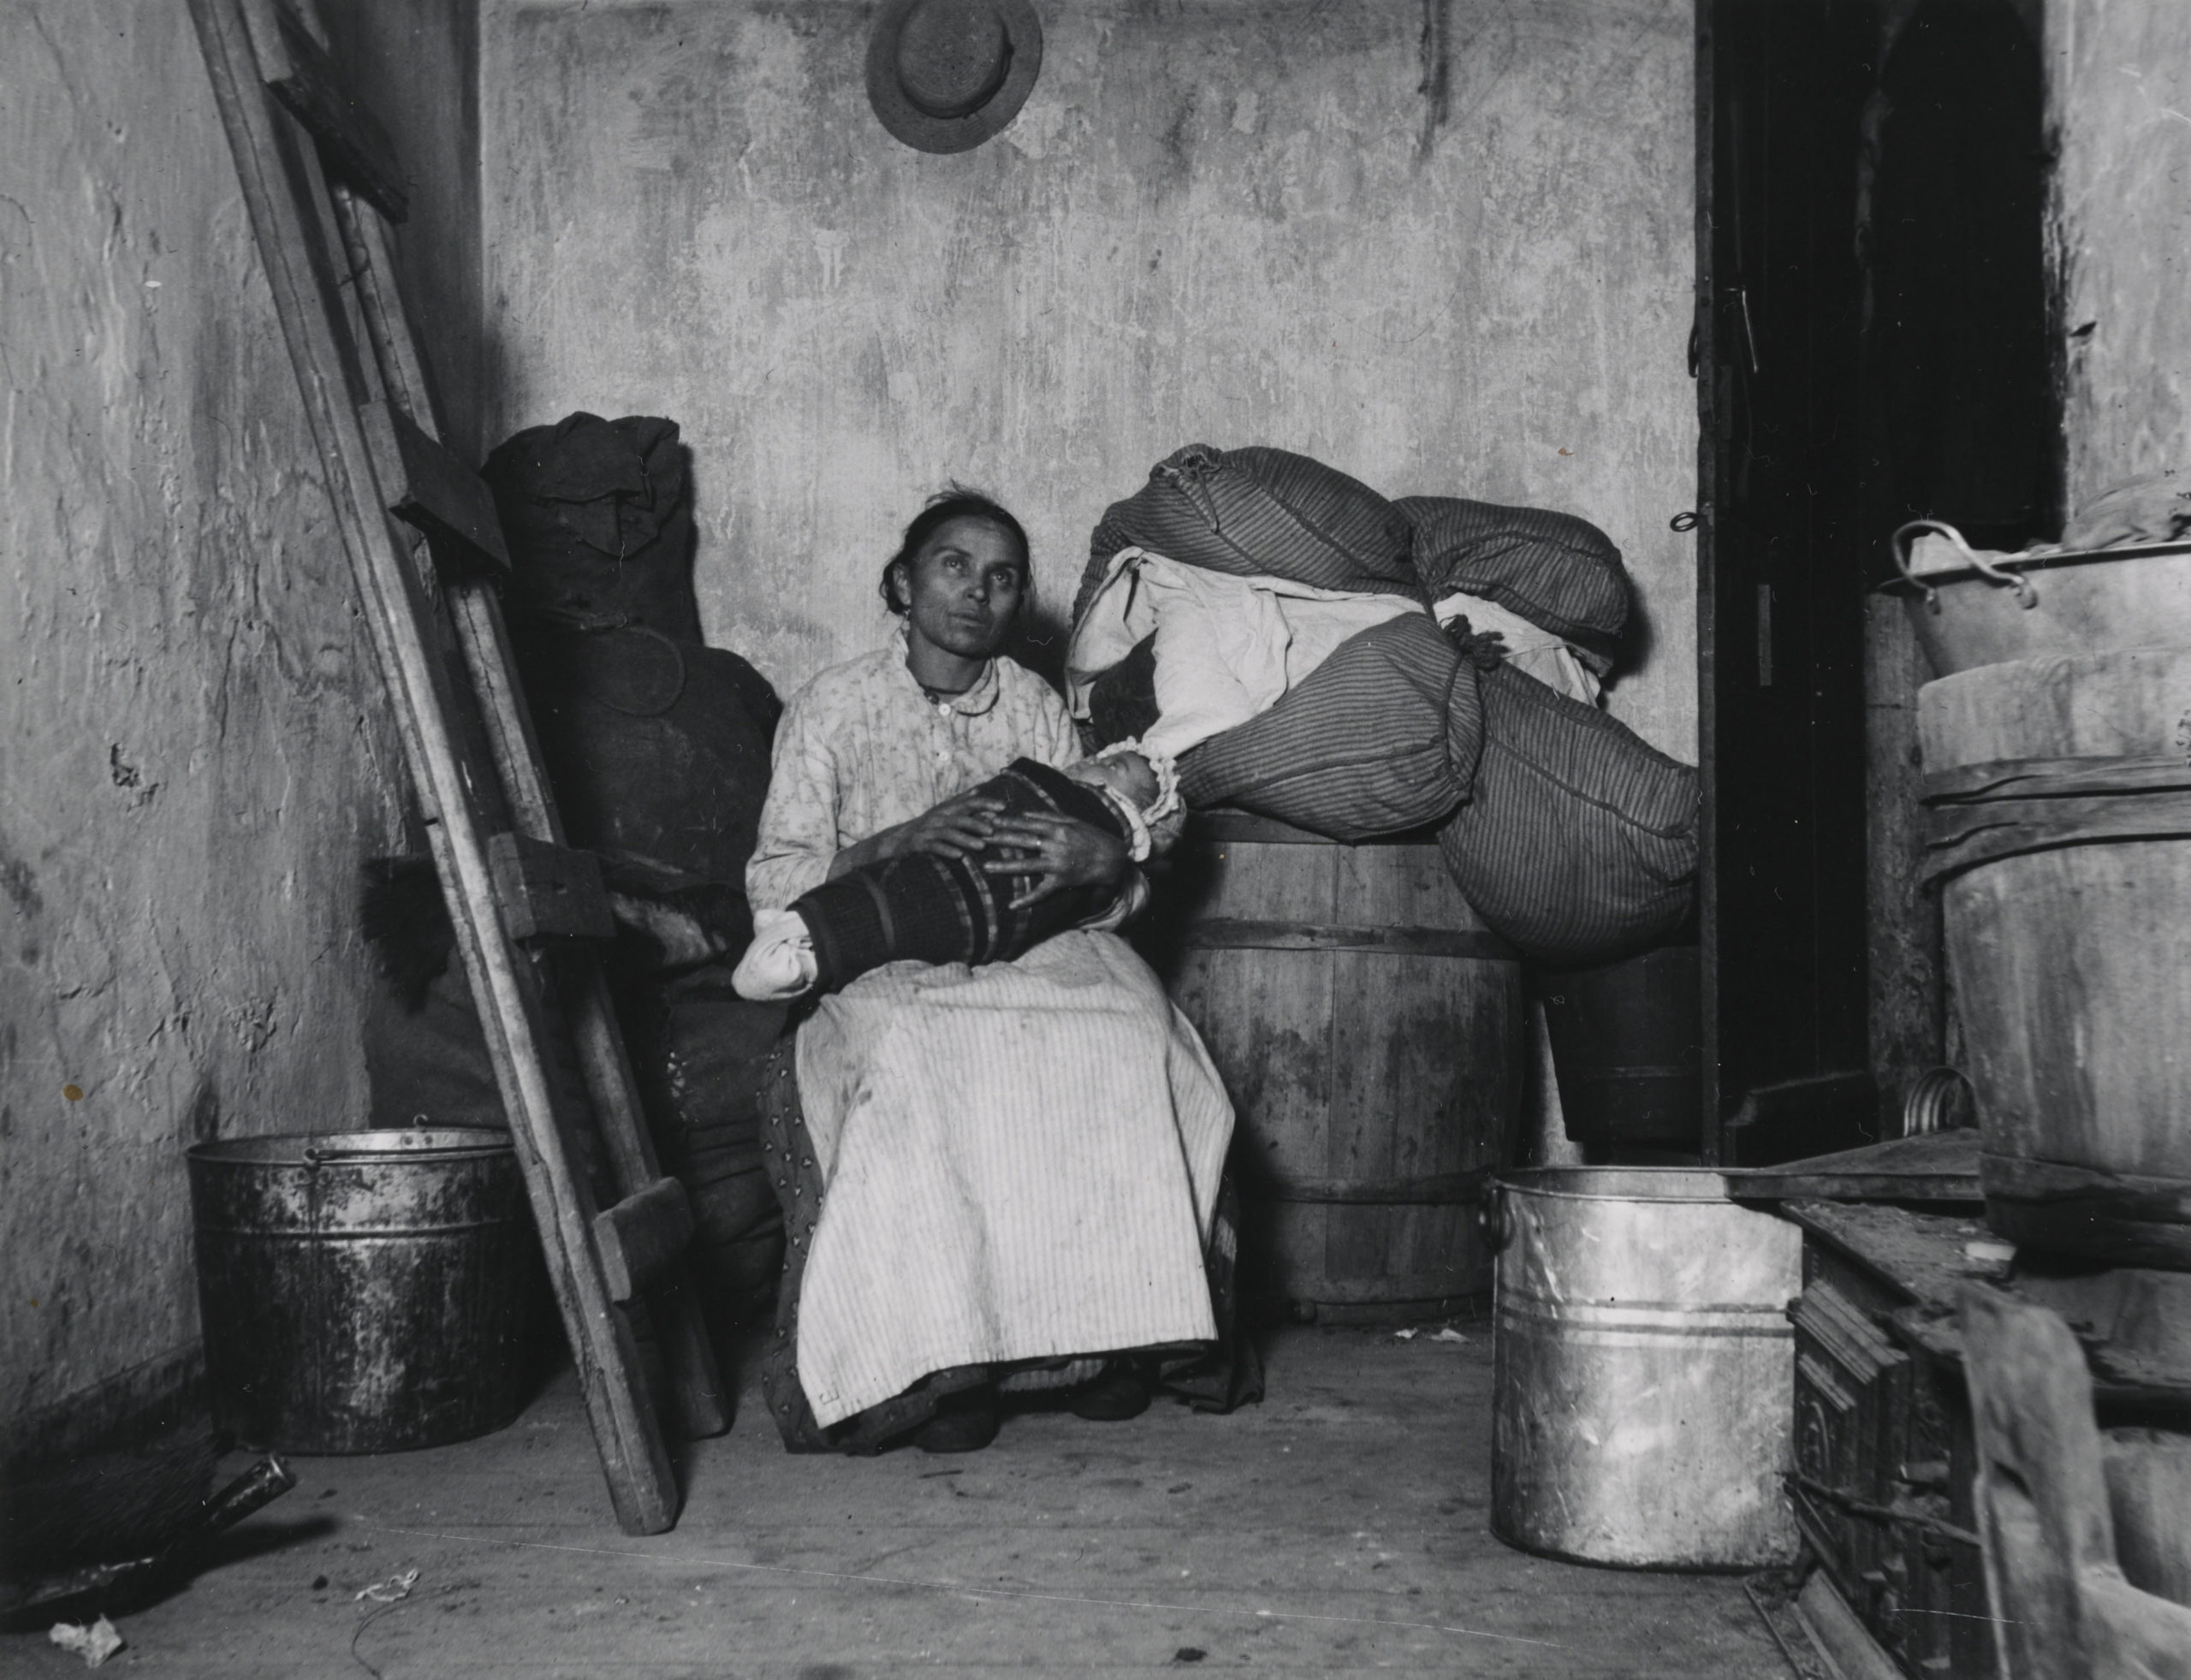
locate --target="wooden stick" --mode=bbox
[187,0,683,1532]
[334,181,728,1443]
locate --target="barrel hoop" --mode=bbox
[1180,918,1518,961]
[191,1222,519,1238]
[1922,751,2191,806]
[1190,810,1443,847]
[1919,785,2191,884]
[1250,1167,1491,1206]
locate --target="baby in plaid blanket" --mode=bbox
[731,744,1181,1001]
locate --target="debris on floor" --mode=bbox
[47,1616,125,1668]
[354,1568,419,1605]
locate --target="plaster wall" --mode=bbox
[2048,2,2191,512]
[1,2,405,1434]
[482,0,1696,757]
[322,0,488,460]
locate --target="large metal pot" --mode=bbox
[188,1128,541,1453]
[1487,1167,1802,1569]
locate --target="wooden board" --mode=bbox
[187,0,722,1535]
[1728,1128,1981,1203]
[1783,1201,1998,1308]
[1961,1286,2191,1679]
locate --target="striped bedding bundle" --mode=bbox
[1069,444,1698,964]
[789,930,1233,1428]
[1393,496,1631,674]
[1439,662,1700,963]
[1072,442,1420,625]
[787,758,1125,994]
[1176,614,1486,840]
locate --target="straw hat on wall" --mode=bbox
[866,0,1045,154]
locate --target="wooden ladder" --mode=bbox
[187,0,727,1534]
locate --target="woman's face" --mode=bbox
[894,516,1027,661]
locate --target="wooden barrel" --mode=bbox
[1919,648,2191,1267]
[1536,944,1702,1149]
[1137,811,1523,1322]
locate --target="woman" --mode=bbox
[746,490,1247,1454]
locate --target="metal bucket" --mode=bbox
[187,1128,540,1453]
[1882,519,2191,678]
[1487,1167,1802,1569]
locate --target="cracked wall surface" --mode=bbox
[1,2,407,1434]
[482,0,1697,758]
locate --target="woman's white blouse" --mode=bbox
[745,626,1084,911]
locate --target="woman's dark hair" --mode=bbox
[879,486,1031,614]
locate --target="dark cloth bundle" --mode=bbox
[1176,614,1485,840]
[513,625,780,887]
[1437,662,1699,963]
[1066,443,1694,965]
[483,413,701,640]
[1394,495,1632,672]
[791,759,1128,994]
[484,410,791,1331]
[1072,443,1420,626]
[619,967,790,1338]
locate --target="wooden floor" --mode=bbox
[9,1327,1790,1677]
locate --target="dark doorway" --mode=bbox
[1695,0,2056,1165]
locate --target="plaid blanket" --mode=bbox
[790,759,1124,994]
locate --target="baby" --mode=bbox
[732,744,1182,1001]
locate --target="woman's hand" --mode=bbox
[981,814,1129,910]
[832,791,1006,878]
[894,791,1007,860]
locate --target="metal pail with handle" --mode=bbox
[188,1127,541,1452]
[1486,1167,1802,1569]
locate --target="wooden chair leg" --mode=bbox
[1959,1284,2191,1680]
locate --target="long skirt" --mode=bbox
[756,930,1261,1452]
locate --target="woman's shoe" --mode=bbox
[913,1392,1000,1454]
[1070,1363,1151,1422]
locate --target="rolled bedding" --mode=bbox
[1068,545,1424,760]
[1395,495,1630,673]
[1067,446,1695,965]
[1436,662,1698,963]
[1176,614,1483,841]
[1072,443,1420,626]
